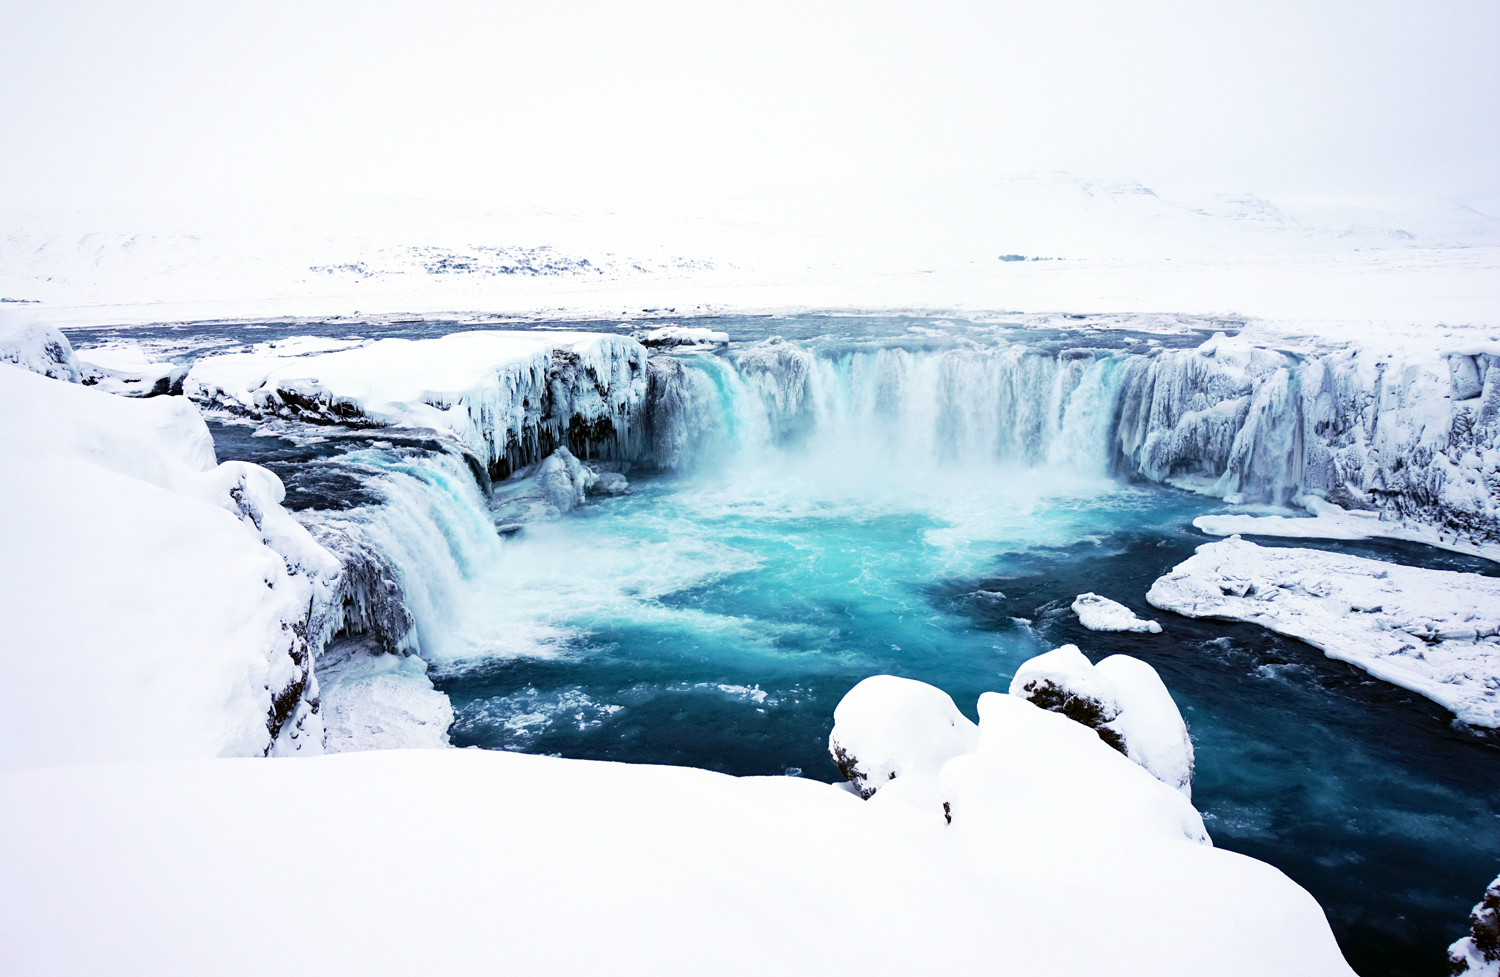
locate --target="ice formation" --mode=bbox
[1008,646,1194,797]
[1072,592,1163,632]
[186,330,648,478]
[1193,496,1500,562]
[1451,872,1500,977]
[1147,536,1500,726]
[0,363,341,769]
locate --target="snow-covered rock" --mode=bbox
[77,342,187,397]
[0,736,1356,976]
[828,675,979,803]
[536,446,597,512]
[1450,873,1500,976]
[0,309,80,381]
[637,325,730,347]
[185,330,649,478]
[0,365,341,770]
[1008,645,1194,797]
[1072,592,1163,632]
[1146,536,1500,726]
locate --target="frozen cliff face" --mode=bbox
[0,365,342,769]
[1008,645,1195,798]
[186,331,648,478]
[1114,333,1500,545]
[0,309,80,382]
[1147,536,1500,727]
[1450,873,1500,976]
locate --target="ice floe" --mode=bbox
[1072,592,1163,632]
[1147,536,1500,726]
[1194,496,1500,562]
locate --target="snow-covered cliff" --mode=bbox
[186,331,649,478]
[0,358,343,768]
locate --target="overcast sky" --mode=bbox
[2,0,1497,213]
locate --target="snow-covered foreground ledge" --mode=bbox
[0,743,1354,977]
[1148,536,1500,726]
[0,358,342,770]
[185,330,648,477]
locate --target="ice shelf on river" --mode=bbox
[1148,536,1500,726]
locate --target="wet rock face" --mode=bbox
[1014,677,1128,755]
[1450,875,1500,974]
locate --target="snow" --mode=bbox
[1008,646,1195,797]
[0,736,1355,976]
[1072,592,1163,632]
[76,342,186,397]
[1194,497,1500,563]
[0,364,341,771]
[0,308,79,381]
[1147,536,1500,726]
[185,330,648,475]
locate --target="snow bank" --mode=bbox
[1451,873,1500,976]
[0,366,341,771]
[1072,592,1163,632]
[0,744,1355,976]
[1147,536,1500,726]
[1008,645,1194,796]
[186,330,649,477]
[77,342,186,397]
[0,309,79,381]
[1194,496,1500,562]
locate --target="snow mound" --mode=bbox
[186,330,648,478]
[1451,872,1500,976]
[0,366,341,771]
[77,342,187,397]
[1147,536,1500,726]
[1008,645,1194,797]
[828,675,979,802]
[1072,592,1163,632]
[0,743,1356,976]
[0,309,79,382]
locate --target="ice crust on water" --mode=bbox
[317,640,453,753]
[1148,536,1500,726]
[1008,645,1195,797]
[185,330,648,477]
[0,731,1356,976]
[0,361,342,769]
[1194,496,1500,562]
[1072,592,1163,632]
